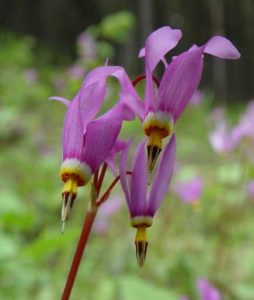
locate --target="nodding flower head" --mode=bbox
[50,66,135,226]
[119,135,176,266]
[134,27,241,172]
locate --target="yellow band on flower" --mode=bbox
[60,158,92,186]
[130,216,153,228]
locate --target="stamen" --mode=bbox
[147,131,162,175]
[143,111,174,174]
[61,178,78,230]
[135,226,148,267]
[61,221,65,234]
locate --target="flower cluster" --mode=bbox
[51,26,240,265]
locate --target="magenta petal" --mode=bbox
[130,140,148,216]
[141,26,182,72]
[147,135,176,216]
[82,108,122,172]
[204,36,241,59]
[62,97,84,160]
[157,47,204,120]
[49,96,70,106]
[79,79,107,129]
[105,139,127,176]
[119,140,132,209]
[141,26,182,112]
[83,66,144,120]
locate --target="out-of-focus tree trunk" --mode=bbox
[139,0,153,45]
[208,0,226,102]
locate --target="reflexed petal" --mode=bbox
[82,105,122,172]
[157,46,204,120]
[83,66,144,120]
[204,36,241,59]
[130,140,148,216]
[140,26,182,72]
[141,26,182,112]
[147,135,176,216]
[106,139,127,176]
[62,97,84,160]
[79,79,107,129]
[119,140,132,209]
[49,96,70,106]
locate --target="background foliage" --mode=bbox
[0,3,253,300]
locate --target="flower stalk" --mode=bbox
[61,166,132,300]
[61,203,98,300]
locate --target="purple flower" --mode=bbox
[93,195,123,234]
[174,176,203,205]
[190,89,204,106]
[209,121,238,154]
[68,65,86,80]
[246,181,254,199]
[231,101,254,142]
[138,28,240,168]
[208,107,225,125]
[197,278,221,300]
[23,68,38,84]
[119,135,176,266]
[50,67,134,223]
[77,32,97,61]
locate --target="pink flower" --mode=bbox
[174,177,203,204]
[77,32,97,61]
[114,26,239,171]
[50,66,134,222]
[197,278,221,300]
[209,121,238,154]
[93,195,123,234]
[68,65,86,80]
[246,181,254,199]
[119,136,176,265]
[231,101,254,142]
[23,68,38,84]
[189,89,204,106]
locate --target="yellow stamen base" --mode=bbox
[142,111,174,173]
[147,132,162,173]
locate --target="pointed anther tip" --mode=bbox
[61,221,66,234]
[135,240,148,267]
[61,190,77,224]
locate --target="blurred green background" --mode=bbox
[0,1,254,299]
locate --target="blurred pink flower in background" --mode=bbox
[208,107,225,125]
[68,65,86,80]
[23,68,38,84]
[174,176,203,204]
[209,121,238,154]
[231,101,254,142]
[189,89,204,106]
[246,181,254,199]
[93,195,123,234]
[77,32,97,61]
[179,297,189,300]
[197,278,221,300]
